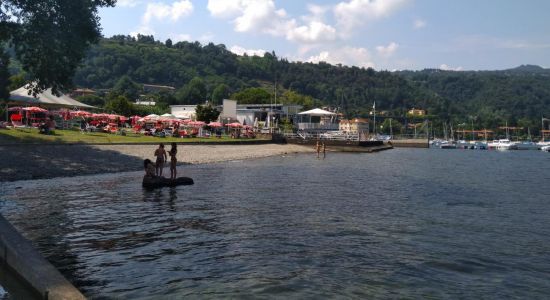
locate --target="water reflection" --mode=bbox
[1,150,550,298]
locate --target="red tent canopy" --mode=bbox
[22,106,48,113]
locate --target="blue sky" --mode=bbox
[98,0,550,71]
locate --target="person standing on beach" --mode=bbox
[322,142,326,159]
[154,143,167,177]
[168,142,178,180]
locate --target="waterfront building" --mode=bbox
[339,118,370,133]
[408,108,426,116]
[221,99,302,129]
[170,105,197,120]
[297,108,339,132]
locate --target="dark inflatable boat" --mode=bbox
[142,176,194,188]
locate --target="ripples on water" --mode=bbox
[1,149,550,299]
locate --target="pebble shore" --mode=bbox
[0,144,313,182]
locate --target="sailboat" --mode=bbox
[439,122,457,149]
[517,128,540,150]
[487,122,518,150]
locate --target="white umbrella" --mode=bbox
[145,114,159,120]
[161,113,175,118]
[298,108,336,116]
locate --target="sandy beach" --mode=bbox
[0,144,313,182]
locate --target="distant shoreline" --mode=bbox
[0,144,313,182]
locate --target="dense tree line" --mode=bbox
[6,35,550,135]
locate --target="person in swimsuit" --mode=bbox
[154,143,167,177]
[143,159,156,178]
[169,142,178,180]
[316,140,321,158]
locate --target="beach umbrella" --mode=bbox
[22,106,48,112]
[70,110,92,117]
[161,113,176,118]
[8,107,23,111]
[228,122,243,128]
[208,122,223,128]
[189,121,206,127]
[145,114,159,120]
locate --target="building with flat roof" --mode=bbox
[221,99,302,128]
[339,118,370,133]
[408,108,426,116]
[170,105,197,119]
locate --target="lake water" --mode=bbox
[1,149,550,299]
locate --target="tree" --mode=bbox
[104,95,134,116]
[231,87,271,104]
[0,50,9,101]
[0,0,116,95]
[8,74,26,91]
[76,94,105,107]
[165,38,173,48]
[195,104,220,122]
[211,83,230,105]
[112,75,142,100]
[175,77,207,104]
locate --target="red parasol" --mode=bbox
[70,110,92,117]
[22,106,48,112]
[189,121,206,127]
[227,122,243,128]
[208,122,223,128]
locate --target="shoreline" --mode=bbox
[0,144,313,182]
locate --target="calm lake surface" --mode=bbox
[1,149,550,299]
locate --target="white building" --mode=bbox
[221,99,302,127]
[170,105,197,119]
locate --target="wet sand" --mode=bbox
[0,144,312,182]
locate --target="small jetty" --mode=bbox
[281,135,393,152]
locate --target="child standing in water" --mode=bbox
[154,143,167,177]
[169,142,178,180]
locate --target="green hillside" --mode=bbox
[13,35,550,134]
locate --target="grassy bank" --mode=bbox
[0,128,268,144]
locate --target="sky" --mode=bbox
[98,0,550,71]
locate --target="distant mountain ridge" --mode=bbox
[45,37,550,132]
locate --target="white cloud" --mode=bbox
[117,0,140,7]
[207,0,336,44]
[334,0,410,36]
[307,47,375,68]
[230,45,267,57]
[143,1,193,24]
[439,64,463,71]
[287,21,337,43]
[413,19,426,29]
[207,0,244,18]
[130,1,193,40]
[376,42,399,57]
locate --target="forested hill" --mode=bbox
[71,36,550,129]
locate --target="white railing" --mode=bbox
[283,132,360,141]
[297,123,339,130]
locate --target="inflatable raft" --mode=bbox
[142,176,194,188]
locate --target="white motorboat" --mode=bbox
[487,139,518,150]
[516,141,541,150]
[541,145,550,152]
[439,140,457,149]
